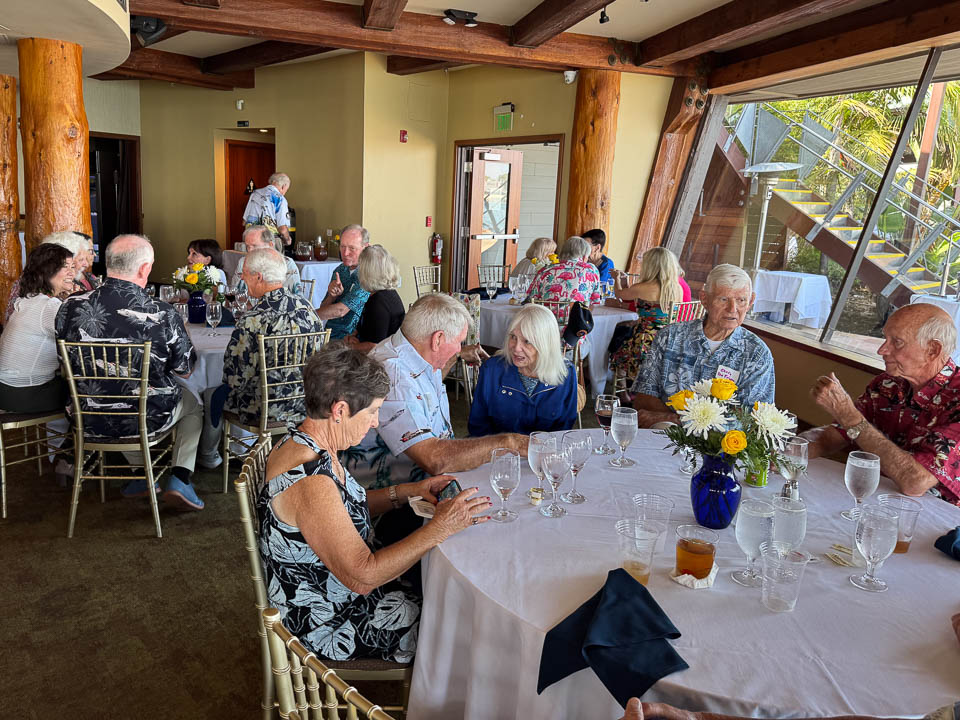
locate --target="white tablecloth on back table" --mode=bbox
[407,429,960,720]
[478,299,637,397]
[752,270,832,329]
[295,260,340,308]
[912,294,960,363]
[178,324,232,401]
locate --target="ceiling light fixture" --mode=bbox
[258,128,269,133]
[443,9,479,27]
[599,6,610,24]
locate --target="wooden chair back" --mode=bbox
[413,265,441,297]
[669,300,705,324]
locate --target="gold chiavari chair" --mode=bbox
[300,278,316,307]
[669,300,705,324]
[57,340,175,538]
[234,434,275,720]
[222,329,331,492]
[477,264,511,287]
[263,608,409,720]
[0,409,70,519]
[413,265,441,298]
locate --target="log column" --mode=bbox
[0,75,19,319]
[17,38,91,251]
[566,69,620,241]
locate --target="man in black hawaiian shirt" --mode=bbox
[56,234,205,511]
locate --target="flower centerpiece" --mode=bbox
[173,263,219,323]
[657,378,796,529]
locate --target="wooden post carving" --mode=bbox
[566,69,620,243]
[0,74,19,320]
[628,76,708,272]
[17,38,92,252]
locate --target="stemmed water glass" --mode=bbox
[540,447,572,518]
[560,430,592,504]
[489,448,520,523]
[485,278,499,301]
[235,286,250,313]
[842,450,880,521]
[159,285,176,304]
[772,496,807,550]
[779,436,809,481]
[850,504,899,592]
[205,301,223,336]
[609,407,638,468]
[594,394,619,455]
[732,498,774,587]
[527,432,556,495]
[507,276,518,296]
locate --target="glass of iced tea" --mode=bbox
[878,493,923,553]
[616,519,660,586]
[675,525,718,579]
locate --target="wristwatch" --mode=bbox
[845,417,869,441]
[388,485,401,509]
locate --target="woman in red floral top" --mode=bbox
[525,236,602,306]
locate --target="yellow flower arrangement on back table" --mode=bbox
[658,377,796,529]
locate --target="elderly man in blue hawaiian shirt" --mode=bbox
[631,263,775,428]
[317,224,372,340]
[242,172,293,249]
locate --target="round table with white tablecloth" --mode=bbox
[478,298,637,397]
[752,270,833,329]
[407,429,960,720]
[177,323,232,401]
[294,260,341,308]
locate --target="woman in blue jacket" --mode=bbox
[468,304,579,436]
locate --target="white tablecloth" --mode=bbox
[478,299,638,397]
[752,270,832,329]
[178,324,232,401]
[911,294,960,363]
[408,429,960,720]
[295,260,340,308]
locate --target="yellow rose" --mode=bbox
[720,430,747,455]
[191,263,205,272]
[710,378,738,401]
[185,272,199,285]
[666,389,694,412]
[547,253,559,264]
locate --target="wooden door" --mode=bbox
[225,140,276,249]
[466,148,523,289]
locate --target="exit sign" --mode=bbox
[494,102,514,132]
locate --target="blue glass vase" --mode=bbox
[690,453,742,530]
[187,291,207,324]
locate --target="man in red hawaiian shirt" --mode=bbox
[803,303,960,506]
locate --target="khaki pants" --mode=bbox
[122,390,203,474]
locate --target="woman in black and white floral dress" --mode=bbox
[258,344,492,662]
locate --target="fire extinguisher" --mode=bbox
[429,232,443,265]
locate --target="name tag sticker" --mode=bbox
[716,365,740,382]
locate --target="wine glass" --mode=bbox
[527,432,556,493]
[841,450,880,521]
[236,287,250,312]
[779,436,809,481]
[679,447,697,475]
[175,302,189,326]
[205,301,222,336]
[594,394,619,455]
[850,504,899,592]
[489,448,520,523]
[560,431,592,504]
[485,279,499,301]
[772,496,807,550]
[507,276,518,296]
[609,407,638,468]
[539,447,572,518]
[159,285,176,304]
[732,498,774,587]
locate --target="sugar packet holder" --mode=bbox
[669,563,718,589]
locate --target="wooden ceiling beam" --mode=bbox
[386,55,465,75]
[709,0,960,95]
[93,46,254,90]
[639,0,864,66]
[202,41,335,74]
[510,0,611,49]
[129,0,692,76]
[182,0,221,8]
[362,0,407,31]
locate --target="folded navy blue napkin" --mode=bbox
[537,568,688,708]
[934,526,960,560]
[210,383,230,428]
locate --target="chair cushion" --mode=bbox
[325,657,412,671]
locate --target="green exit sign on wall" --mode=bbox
[494,103,514,132]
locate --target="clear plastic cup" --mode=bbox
[632,493,675,541]
[616,519,661,586]
[878,493,923,554]
[760,540,810,612]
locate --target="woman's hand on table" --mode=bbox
[430,486,492,539]
[406,475,457,505]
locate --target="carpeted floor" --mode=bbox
[1,390,598,718]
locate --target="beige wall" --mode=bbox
[361,54,448,308]
[138,52,364,281]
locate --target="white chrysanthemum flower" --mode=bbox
[752,402,795,449]
[678,394,730,439]
[690,379,713,396]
